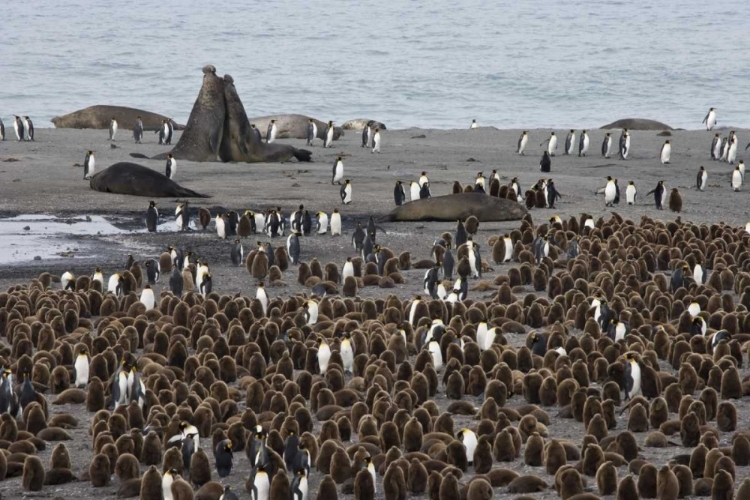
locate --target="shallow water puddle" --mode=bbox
[0,214,144,264]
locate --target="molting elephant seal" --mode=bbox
[342,119,387,131]
[599,118,673,130]
[249,114,344,141]
[220,75,311,163]
[52,105,183,131]
[388,193,526,222]
[89,162,210,198]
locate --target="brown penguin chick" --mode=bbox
[343,276,358,297]
[649,397,669,429]
[22,455,45,491]
[139,465,162,499]
[50,443,71,470]
[115,453,140,482]
[86,376,105,412]
[466,477,493,500]
[523,432,544,466]
[142,431,163,466]
[596,461,618,495]
[354,467,376,500]
[668,188,682,213]
[198,208,211,229]
[680,412,700,447]
[465,216,479,235]
[545,438,567,475]
[88,453,110,487]
[720,367,741,400]
[637,463,657,498]
[403,418,423,453]
[732,434,750,466]
[384,463,407,500]
[317,474,339,500]
[252,251,269,280]
[171,475,195,500]
[712,469,734,499]
[587,414,608,441]
[582,444,605,477]
[738,478,750,500]
[407,458,428,494]
[330,448,352,484]
[270,469,290,500]
[671,464,693,498]
[493,429,515,462]
[439,471,460,500]
[507,475,548,494]
[182,268,196,292]
[627,403,649,433]
[472,435,493,474]
[616,474,638,500]
[656,465,679,500]
[188,447,210,486]
[559,468,584,499]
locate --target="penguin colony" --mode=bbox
[2,109,750,500]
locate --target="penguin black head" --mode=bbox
[79,347,88,356]
[295,468,306,476]
[271,119,276,124]
[570,129,574,133]
[606,176,613,181]
[89,150,94,155]
[223,441,232,452]
[551,132,555,135]
[251,124,256,129]
[345,179,350,184]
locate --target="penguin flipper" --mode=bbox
[292,149,312,162]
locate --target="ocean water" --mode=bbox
[3,0,749,130]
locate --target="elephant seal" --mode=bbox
[168,65,227,162]
[599,118,673,130]
[220,75,311,163]
[89,162,209,198]
[248,114,344,141]
[342,119,388,131]
[51,105,183,131]
[388,193,526,222]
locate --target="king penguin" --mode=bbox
[340,180,352,205]
[457,429,477,465]
[316,211,328,234]
[133,116,143,143]
[109,118,118,141]
[24,116,34,141]
[256,282,268,316]
[165,154,177,180]
[564,129,576,155]
[231,239,243,266]
[140,285,155,310]
[470,119,478,129]
[646,181,666,209]
[306,118,317,146]
[74,348,90,388]
[341,331,354,374]
[541,131,557,156]
[266,119,277,143]
[287,232,301,265]
[619,128,630,159]
[146,201,158,232]
[410,181,421,202]
[703,107,717,130]
[697,166,707,191]
[372,128,381,153]
[362,124,372,147]
[83,150,95,180]
[330,209,341,236]
[170,266,183,296]
[602,132,612,158]
[13,115,24,141]
[291,469,309,500]
[626,181,637,205]
[732,166,742,191]
[317,337,331,374]
[394,181,406,206]
[623,353,642,400]
[332,156,344,185]
[517,131,528,155]
[0,118,4,141]
[711,133,722,160]
[578,130,590,156]
[604,177,617,207]
[324,120,334,148]
[660,140,671,164]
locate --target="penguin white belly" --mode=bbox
[626,185,636,205]
[74,356,89,387]
[732,171,742,191]
[107,275,120,294]
[548,136,557,154]
[409,300,419,325]
[519,136,527,153]
[318,214,328,234]
[428,342,443,371]
[476,323,488,349]
[728,143,737,164]
[410,183,420,201]
[343,262,354,280]
[462,431,477,462]
[503,238,513,262]
[330,215,341,235]
[661,145,671,163]
[341,342,354,373]
[318,344,331,373]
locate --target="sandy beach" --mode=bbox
[0,124,749,500]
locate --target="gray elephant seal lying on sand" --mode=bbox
[388,193,526,222]
[342,119,387,131]
[249,114,344,141]
[52,105,181,130]
[600,118,673,130]
[90,162,209,198]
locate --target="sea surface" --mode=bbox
[3,0,750,130]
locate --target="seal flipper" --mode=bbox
[293,149,312,162]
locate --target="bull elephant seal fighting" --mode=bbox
[132,65,311,163]
[220,75,312,163]
[52,105,181,131]
[388,193,526,222]
[90,162,210,198]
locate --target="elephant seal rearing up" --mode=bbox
[388,193,526,222]
[220,75,311,163]
[90,162,209,198]
[169,65,227,162]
